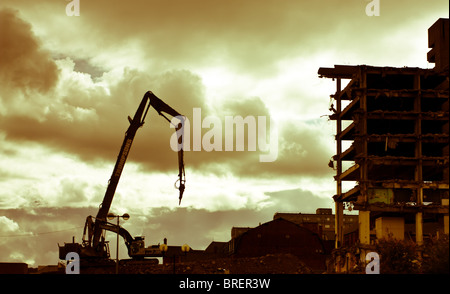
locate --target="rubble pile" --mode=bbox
[81,253,315,274]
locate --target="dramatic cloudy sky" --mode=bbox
[0,0,447,266]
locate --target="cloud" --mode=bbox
[1,2,446,180]
[2,0,447,75]
[264,188,333,214]
[63,0,325,74]
[0,216,20,233]
[0,8,60,119]
[0,10,332,180]
[123,187,333,250]
[0,207,94,266]
[1,56,211,173]
[0,8,59,93]
[199,116,334,179]
[0,186,333,265]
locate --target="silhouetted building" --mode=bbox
[229,218,328,271]
[274,208,358,241]
[162,215,333,271]
[0,262,28,274]
[428,18,449,72]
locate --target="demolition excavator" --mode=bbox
[59,91,185,260]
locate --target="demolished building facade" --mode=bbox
[318,18,449,272]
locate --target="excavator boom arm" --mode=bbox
[147,91,186,204]
[91,91,185,250]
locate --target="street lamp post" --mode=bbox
[158,239,190,274]
[181,243,190,261]
[159,239,169,272]
[107,213,129,274]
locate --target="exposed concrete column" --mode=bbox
[416,187,424,246]
[444,215,449,235]
[416,212,424,246]
[334,77,344,249]
[443,198,449,235]
[413,72,424,247]
[335,201,344,248]
[359,210,371,245]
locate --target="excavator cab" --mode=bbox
[58,237,110,260]
[129,237,145,255]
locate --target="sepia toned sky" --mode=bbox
[0,0,447,266]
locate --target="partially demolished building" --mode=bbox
[318,18,449,272]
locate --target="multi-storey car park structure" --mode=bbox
[318,18,449,272]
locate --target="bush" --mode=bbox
[375,238,420,274]
[421,235,449,274]
[375,235,449,274]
